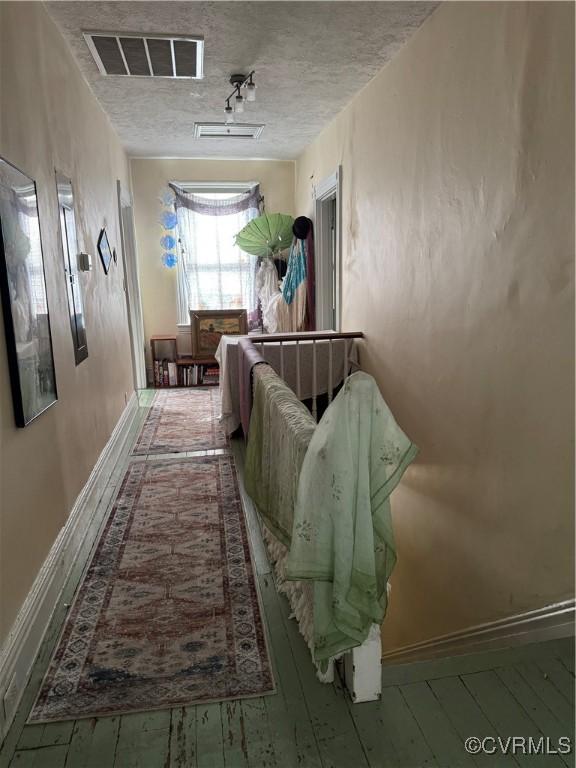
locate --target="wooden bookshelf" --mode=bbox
[150,336,219,387]
[176,356,219,387]
[176,357,216,365]
[150,335,177,388]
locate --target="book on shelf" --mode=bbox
[152,358,176,387]
[178,365,198,387]
[202,366,219,385]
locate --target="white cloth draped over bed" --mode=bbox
[215,335,358,435]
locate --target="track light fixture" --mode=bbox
[223,71,257,122]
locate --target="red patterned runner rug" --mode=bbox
[29,455,274,722]
[132,388,228,455]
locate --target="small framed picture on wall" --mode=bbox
[97,227,113,274]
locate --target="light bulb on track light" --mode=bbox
[235,93,244,113]
[246,75,256,102]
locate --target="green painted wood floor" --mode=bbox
[0,392,574,768]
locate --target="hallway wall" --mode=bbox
[294,1,574,653]
[0,3,134,644]
[130,158,295,360]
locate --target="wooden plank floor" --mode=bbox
[1,390,574,768]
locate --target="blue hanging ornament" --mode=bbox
[159,187,176,206]
[160,234,176,250]
[162,252,178,268]
[160,210,178,230]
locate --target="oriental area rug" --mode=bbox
[29,454,274,722]
[132,388,227,455]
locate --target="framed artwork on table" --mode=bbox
[97,227,113,274]
[0,155,58,427]
[190,309,247,357]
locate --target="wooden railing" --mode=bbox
[248,331,363,421]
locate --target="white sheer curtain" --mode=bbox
[174,186,261,326]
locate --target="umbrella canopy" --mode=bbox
[235,212,294,258]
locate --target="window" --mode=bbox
[173,184,261,328]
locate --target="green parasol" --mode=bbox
[235,212,294,258]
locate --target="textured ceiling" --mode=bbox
[46,1,438,160]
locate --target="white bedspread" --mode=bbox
[215,334,358,434]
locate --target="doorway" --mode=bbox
[314,167,342,331]
[117,181,147,390]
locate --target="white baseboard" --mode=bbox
[382,599,575,668]
[0,392,139,741]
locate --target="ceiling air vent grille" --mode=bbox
[193,123,265,140]
[84,32,204,79]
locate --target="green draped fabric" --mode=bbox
[285,371,418,662]
[244,364,316,546]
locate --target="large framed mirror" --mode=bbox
[0,156,58,426]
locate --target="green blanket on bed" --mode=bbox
[286,371,418,662]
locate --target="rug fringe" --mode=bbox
[261,526,335,684]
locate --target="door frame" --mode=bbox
[313,166,342,331]
[117,180,147,390]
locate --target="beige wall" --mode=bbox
[130,158,295,354]
[295,1,574,652]
[1,0,571,659]
[0,3,134,643]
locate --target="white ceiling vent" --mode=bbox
[83,32,204,78]
[193,123,265,140]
